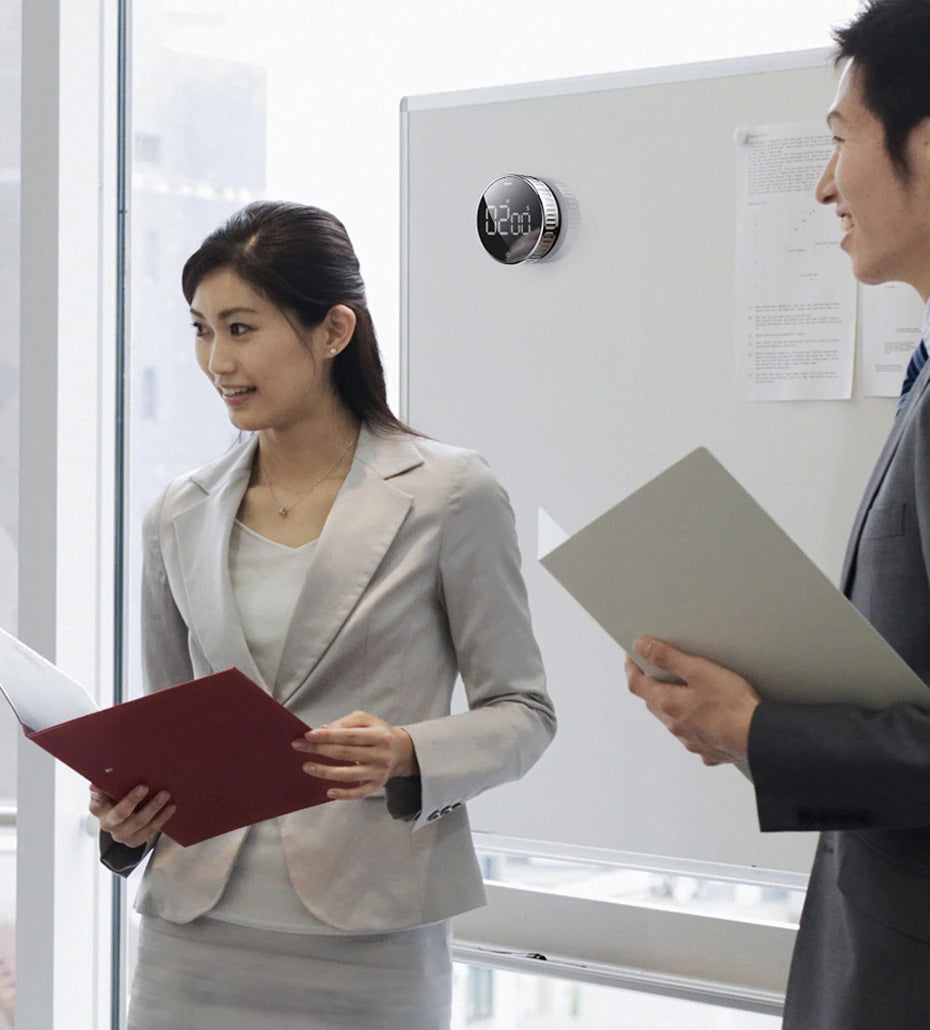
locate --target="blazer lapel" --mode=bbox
[274,427,424,705]
[171,436,267,687]
[841,366,930,592]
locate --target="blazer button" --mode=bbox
[427,811,440,821]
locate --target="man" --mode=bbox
[626,1,930,1027]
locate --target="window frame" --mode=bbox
[14,0,121,1025]
[452,878,792,1015]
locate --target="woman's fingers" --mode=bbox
[292,711,418,798]
[88,784,116,817]
[295,740,383,763]
[301,759,370,782]
[320,781,380,801]
[293,719,393,772]
[294,729,391,799]
[88,783,175,847]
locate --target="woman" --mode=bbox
[89,201,555,1030]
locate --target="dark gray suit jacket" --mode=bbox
[749,360,930,1028]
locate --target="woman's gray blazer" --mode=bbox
[100,425,556,932]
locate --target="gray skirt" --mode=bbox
[127,916,452,1030]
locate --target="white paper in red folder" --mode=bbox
[0,628,336,846]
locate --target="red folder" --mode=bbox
[26,669,337,846]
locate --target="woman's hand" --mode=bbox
[293,710,419,800]
[88,783,176,849]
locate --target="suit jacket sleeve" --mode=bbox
[99,484,195,875]
[403,451,556,831]
[749,699,930,831]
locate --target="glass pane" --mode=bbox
[0,0,20,1025]
[452,964,780,1029]
[126,1,254,703]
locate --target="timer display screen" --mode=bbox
[476,175,560,264]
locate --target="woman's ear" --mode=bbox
[323,304,357,357]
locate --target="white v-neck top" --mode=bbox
[209,521,343,934]
[228,520,317,695]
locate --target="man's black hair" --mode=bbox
[834,0,930,175]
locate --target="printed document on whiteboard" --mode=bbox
[858,281,924,397]
[734,122,856,401]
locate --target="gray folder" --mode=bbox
[541,447,930,708]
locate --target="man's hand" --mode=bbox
[625,637,760,767]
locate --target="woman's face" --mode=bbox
[190,267,334,434]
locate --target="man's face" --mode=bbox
[816,61,930,299]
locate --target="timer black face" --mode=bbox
[476,175,561,264]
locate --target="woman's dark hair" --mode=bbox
[182,200,413,435]
[834,0,930,177]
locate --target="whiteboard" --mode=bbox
[400,51,894,875]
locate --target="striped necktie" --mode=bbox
[898,339,928,413]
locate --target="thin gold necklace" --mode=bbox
[258,433,357,518]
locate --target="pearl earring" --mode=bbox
[330,348,337,355]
